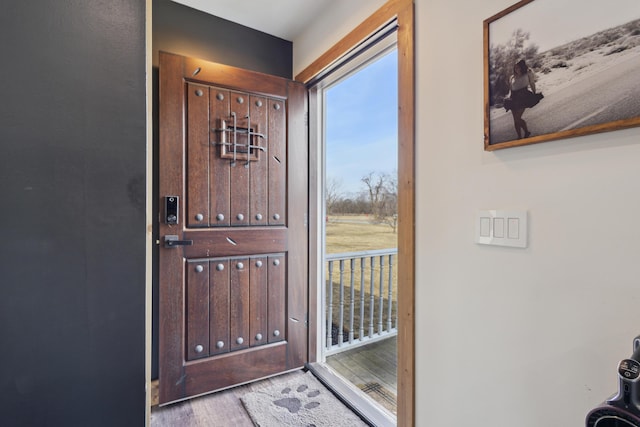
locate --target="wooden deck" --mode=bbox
[325,336,397,415]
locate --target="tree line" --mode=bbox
[326,171,398,233]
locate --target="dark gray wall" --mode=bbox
[0,1,146,426]
[151,0,293,379]
[153,0,293,76]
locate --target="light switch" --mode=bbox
[480,217,491,237]
[507,218,519,239]
[476,210,527,248]
[493,218,505,238]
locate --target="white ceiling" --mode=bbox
[172,0,336,41]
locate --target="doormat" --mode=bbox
[241,371,368,427]
[358,382,397,415]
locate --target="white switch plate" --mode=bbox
[476,210,527,248]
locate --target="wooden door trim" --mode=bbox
[285,80,309,369]
[158,52,187,404]
[296,1,415,426]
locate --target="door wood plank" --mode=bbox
[184,56,288,99]
[182,228,287,258]
[267,98,286,226]
[267,254,285,345]
[229,258,250,352]
[249,95,268,226]
[186,83,210,227]
[184,343,287,397]
[159,52,188,404]
[284,81,309,369]
[210,260,230,356]
[186,261,210,360]
[249,256,268,347]
[229,92,250,227]
[210,88,231,227]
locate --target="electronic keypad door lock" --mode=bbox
[165,196,179,224]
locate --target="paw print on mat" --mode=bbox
[273,384,321,414]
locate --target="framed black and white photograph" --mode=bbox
[484,0,640,150]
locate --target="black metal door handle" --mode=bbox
[164,235,193,248]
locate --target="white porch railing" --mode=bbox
[325,248,398,356]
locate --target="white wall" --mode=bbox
[292,0,387,76]
[417,0,640,424]
[296,0,640,425]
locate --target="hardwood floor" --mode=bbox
[325,336,397,414]
[151,370,307,426]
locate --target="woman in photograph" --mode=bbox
[504,59,543,139]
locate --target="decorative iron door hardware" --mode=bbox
[214,112,266,166]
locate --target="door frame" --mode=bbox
[296,0,415,426]
[144,0,413,423]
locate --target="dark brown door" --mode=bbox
[158,52,308,404]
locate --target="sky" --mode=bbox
[325,49,398,196]
[489,0,640,52]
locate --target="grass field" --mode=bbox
[324,215,398,344]
[325,215,397,253]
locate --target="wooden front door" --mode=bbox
[158,52,308,404]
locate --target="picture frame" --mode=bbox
[483,0,640,150]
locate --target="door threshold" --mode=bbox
[306,362,396,427]
[150,379,159,407]
[153,366,306,408]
